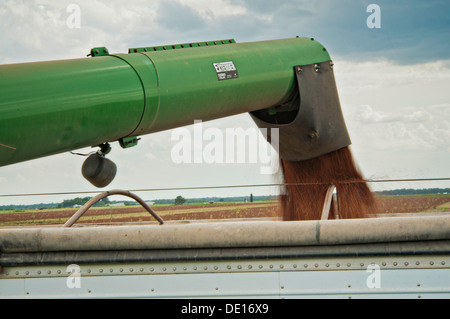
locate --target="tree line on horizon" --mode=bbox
[0,188,448,211]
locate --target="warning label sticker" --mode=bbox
[212,61,239,81]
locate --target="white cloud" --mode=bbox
[177,0,247,19]
[334,59,450,96]
[333,58,450,182]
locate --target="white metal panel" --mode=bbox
[2,272,280,299]
[279,269,450,299]
[1,255,449,299]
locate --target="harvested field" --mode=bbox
[0,202,280,226]
[375,195,450,215]
[0,194,448,227]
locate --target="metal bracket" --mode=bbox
[63,189,164,227]
[321,184,338,220]
[119,136,140,149]
[96,142,112,156]
[87,47,110,57]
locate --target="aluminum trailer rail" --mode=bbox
[0,215,449,299]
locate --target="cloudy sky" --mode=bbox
[0,0,449,205]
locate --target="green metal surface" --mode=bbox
[0,56,145,166]
[0,37,331,167]
[137,37,330,134]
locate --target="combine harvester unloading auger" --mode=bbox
[0,37,373,220]
[0,38,449,299]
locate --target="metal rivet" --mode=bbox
[393,262,398,266]
[99,269,103,273]
[37,271,41,275]
[430,261,434,266]
[404,262,409,266]
[293,264,297,268]
[416,261,420,266]
[280,265,284,269]
[140,268,144,272]
[237,265,242,270]
[119,268,123,272]
[303,264,308,268]
[360,263,365,267]
[150,268,154,272]
[193,266,197,270]
[25,271,29,275]
[269,265,273,269]
[15,271,19,275]
[173,267,177,271]
[259,265,263,269]
[162,267,167,271]
[309,131,319,139]
[325,263,329,268]
[87,269,91,273]
[57,270,61,274]
[441,261,446,266]
[204,266,208,270]
[183,267,187,271]
[336,263,340,267]
[347,263,351,267]
[214,266,218,270]
[227,265,231,270]
[382,262,387,266]
[110,269,114,273]
[315,264,319,268]
[129,268,134,272]
[248,265,252,269]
